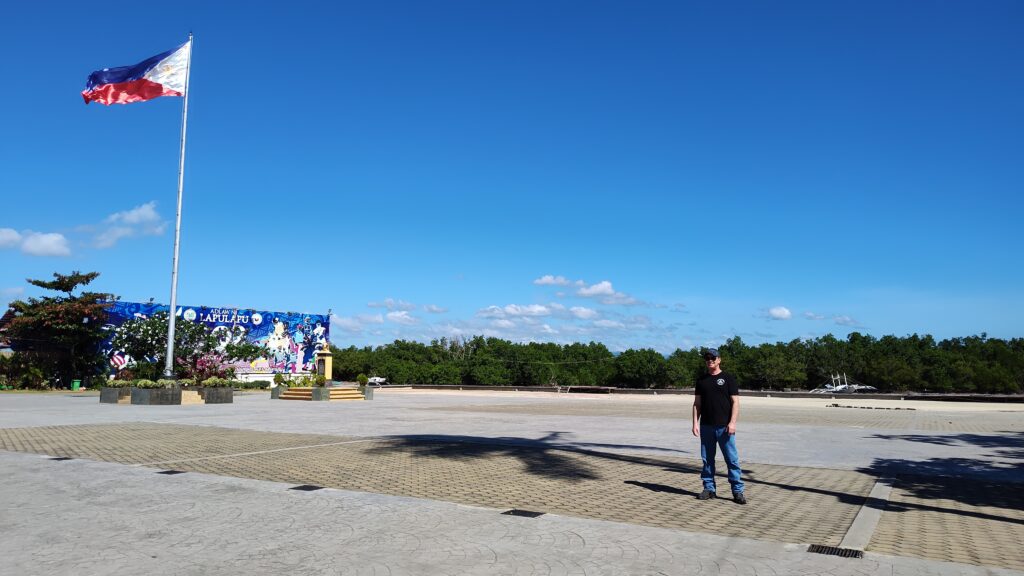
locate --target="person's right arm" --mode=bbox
[692,393,701,436]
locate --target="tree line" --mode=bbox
[331,333,1024,394]
[2,271,1021,393]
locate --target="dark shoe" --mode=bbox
[698,489,716,500]
[733,492,747,505]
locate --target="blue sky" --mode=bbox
[2,1,1021,353]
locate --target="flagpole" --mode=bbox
[163,33,193,378]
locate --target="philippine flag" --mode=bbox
[82,40,191,105]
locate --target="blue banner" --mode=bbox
[103,301,329,374]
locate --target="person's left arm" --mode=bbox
[727,375,740,434]
[727,395,739,434]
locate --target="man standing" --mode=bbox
[691,347,746,504]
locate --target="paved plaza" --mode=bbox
[1,389,1022,575]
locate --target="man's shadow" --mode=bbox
[623,480,698,497]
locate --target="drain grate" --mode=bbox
[290,484,323,491]
[807,544,864,559]
[50,457,73,461]
[502,509,545,518]
[157,470,186,475]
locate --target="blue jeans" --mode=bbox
[700,425,744,494]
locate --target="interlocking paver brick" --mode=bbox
[869,477,1024,571]
[0,422,871,547]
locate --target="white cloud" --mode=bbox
[0,229,71,256]
[533,274,571,286]
[0,228,21,248]
[477,306,506,319]
[594,319,626,329]
[21,232,71,256]
[94,226,135,248]
[476,304,552,318]
[803,311,826,320]
[600,292,638,306]
[492,319,516,329]
[576,280,639,306]
[95,202,167,248]
[332,316,365,333]
[369,298,416,311]
[834,315,859,326]
[330,313,384,334]
[570,306,598,320]
[386,311,418,325]
[768,306,792,320]
[506,304,550,316]
[106,202,163,227]
[423,304,447,314]
[578,280,615,297]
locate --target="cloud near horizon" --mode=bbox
[386,310,419,325]
[368,298,416,311]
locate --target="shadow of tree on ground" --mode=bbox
[856,430,1024,517]
[368,430,1024,526]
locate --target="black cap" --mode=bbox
[703,348,720,359]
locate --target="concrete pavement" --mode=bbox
[0,390,1021,575]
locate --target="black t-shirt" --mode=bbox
[695,371,739,426]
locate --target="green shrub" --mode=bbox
[134,379,160,389]
[273,373,287,386]
[178,378,196,388]
[251,380,271,389]
[201,377,232,388]
[228,380,244,389]
[156,379,178,389]
[356,373,368,386]
[104,380,131,388]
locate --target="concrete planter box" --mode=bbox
[100,387,132,404]
[311,387,331,401]
[131,387,182,405]
[198,387,234,404]
[361,386,374,400]
[271,386,287,399]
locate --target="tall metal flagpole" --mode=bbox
[163,33,194,378]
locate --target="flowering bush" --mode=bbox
[183,353,235,382]
[111,312,265,381]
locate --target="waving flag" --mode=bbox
[82,40,191,105]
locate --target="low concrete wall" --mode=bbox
[99,387,132,404]
[199,387,234,404]
[131,387,182,405]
